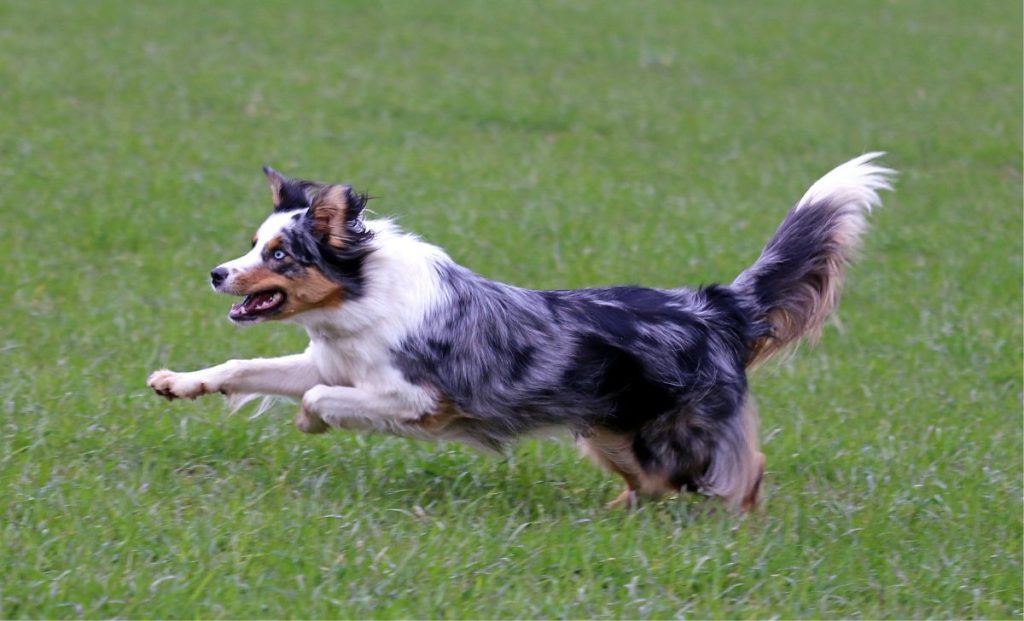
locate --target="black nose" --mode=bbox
[210,267,228,287]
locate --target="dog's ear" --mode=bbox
[263,165,287,208]
[308,184,368,248]
[263,166,326,211]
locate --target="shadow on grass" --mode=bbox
[144,413,725,524]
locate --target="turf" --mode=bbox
[0,1,1020,618]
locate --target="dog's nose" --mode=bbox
[210,267,228,287]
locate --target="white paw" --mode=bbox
[300,384,330,416]
[147,369,215,401]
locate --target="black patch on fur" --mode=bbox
[738,202,842,341]
[275,179,324,212]
[629,429,707,492]
[753,205,836,294]
[342,186,370,222]
[538,291,567,316]
[507,344,536,383]
[270,258,305,278]
[282,221,373,299]
[584,301,640,344]
[263,241,305,278]
[427,338,453,358]
[698,284,764,367]
[566,334,677,431]
[391,262,760,476]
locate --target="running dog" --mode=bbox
[148,153,893,510]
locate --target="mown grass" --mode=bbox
[0,1,1020,618]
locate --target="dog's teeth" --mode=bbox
[252,292,281,311]
[230,292,281,319]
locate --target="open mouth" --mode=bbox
[229,289,286,322]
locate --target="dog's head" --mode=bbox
[210,167,373,324]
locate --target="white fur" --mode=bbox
[279,219,451,435]
[216,210,303,289]
[148,352,320,400]
[148,217,452,430]
[796,152,895,214]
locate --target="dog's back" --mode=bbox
[395,153,893,509]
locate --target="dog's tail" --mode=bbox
[732,153,894,368]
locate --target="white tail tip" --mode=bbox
[796,152,896,213]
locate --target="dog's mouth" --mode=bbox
[229,289,287,322]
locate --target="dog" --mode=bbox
[148,153,893,510]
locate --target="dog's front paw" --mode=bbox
[295,386,329,434]
[147,369,214,401]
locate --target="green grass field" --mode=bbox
[1,1,1021,618]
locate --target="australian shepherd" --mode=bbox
[148,154,893,510]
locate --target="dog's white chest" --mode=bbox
[307,334,393,388]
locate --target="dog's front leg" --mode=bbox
[148,352,321,401]
[296,384,427,436]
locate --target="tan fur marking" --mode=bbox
[579,429,643,491]
[740,397,766,511]
[607,487,638,510]
[579,428,676,509]
[280,267,344,316]
[414,400,463,433]
[231,266,280,292]
[310,185,350,248]
[741,451,766,512]
[747,221,856,369]
[263,236,284,255]
[265,167,285,207]
[230,265,344,319]
[581,405,764,511]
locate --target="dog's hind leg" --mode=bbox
[297,384,433,437]
[578,428,664,509]
[628,394,764,513]
[742,449,766,512]
[698,395,765,512]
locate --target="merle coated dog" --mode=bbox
[149,153,893,510]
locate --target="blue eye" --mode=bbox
[272,250,286,261]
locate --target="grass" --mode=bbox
[0,0,1020,617]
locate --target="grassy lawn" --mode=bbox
[1,1,1020,617]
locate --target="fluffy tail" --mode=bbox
[733,153,895,368]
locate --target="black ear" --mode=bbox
[342,185,369,222]
[262,166,325,212]
[307,184,368,248]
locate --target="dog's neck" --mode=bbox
[293,218,451,348]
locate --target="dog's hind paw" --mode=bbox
[606,487,639,510]
[147,369,212,401]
